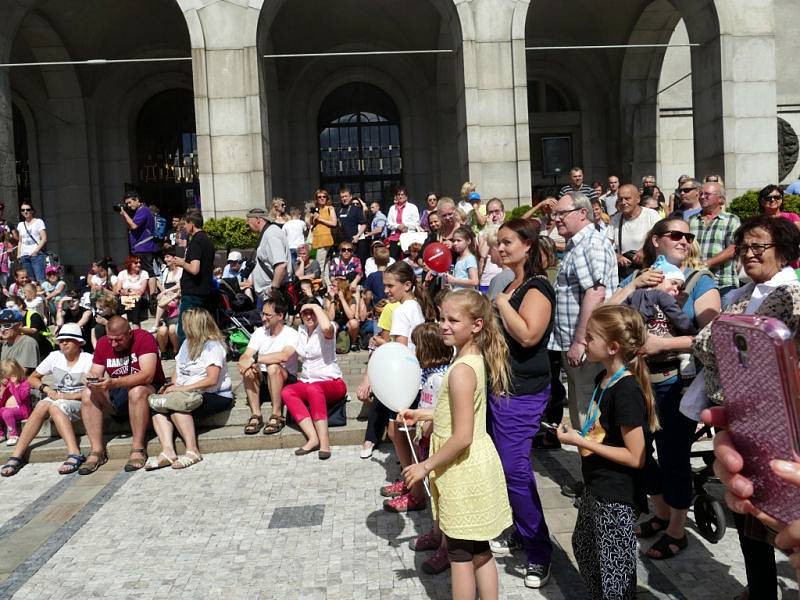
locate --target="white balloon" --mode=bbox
[368,342,422,412]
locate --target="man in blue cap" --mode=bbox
[0,308,39,374]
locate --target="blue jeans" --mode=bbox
[177,294,211,347]
[20,253,45,283]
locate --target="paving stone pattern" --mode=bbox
[0,443,797,599]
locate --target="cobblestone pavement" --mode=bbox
[0,444,797,599]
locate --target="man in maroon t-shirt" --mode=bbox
[80,316,165,474]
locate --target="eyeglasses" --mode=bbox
[553,207,582,219]
[340,248,353,252]
[20,209,32,213]
[736,243,776,257]
[762,195,782,202]
[699,192,720,198]
[679,187,698,194]
[0,323,15,330]
[660,230,696,243]
[261,313,275,320]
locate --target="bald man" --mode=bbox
[606,184,661,279]
[80,317,166,474]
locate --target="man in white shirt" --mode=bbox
[606,184,661,279]
[386,186,420,259]
[238,296,301,436]
[600,175,620,217]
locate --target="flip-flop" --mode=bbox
[144,452,176,471]
[172,451,203,470]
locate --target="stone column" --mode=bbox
[179,0,266,217]
[0,71,14,208]
[456,0,531,208]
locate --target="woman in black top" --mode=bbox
[488,218,555,587]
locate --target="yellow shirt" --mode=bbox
[312,205,335,249]
[377,301,400,332]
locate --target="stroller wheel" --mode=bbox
[694,493,727,543]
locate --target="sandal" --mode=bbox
[144,452,176,471]
[124,448,148,472]
[0,456,25,477]
[58,454,86,475]
[243,415,263,435]
[636,515,670,539]
[78,451,108,476]
[172,450,202,470]
[262,414,285,435]
[646,533,688,560]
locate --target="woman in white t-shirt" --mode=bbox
[146,308,233,471]
[113,255,149,327]
[16,202,47,283]
[280,300,346,460]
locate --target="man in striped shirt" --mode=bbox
[558,167,598,202]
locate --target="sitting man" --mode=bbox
[239,296,300,436]
[80,316,165,474]
[0,308,40,375]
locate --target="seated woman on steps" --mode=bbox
[145,308,234,471]
[1,324,94,476]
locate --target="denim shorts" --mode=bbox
[109,388,130,419]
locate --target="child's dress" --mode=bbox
[430,354,511,540]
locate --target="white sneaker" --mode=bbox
[148,327,158,334]
[360,442,374,459]
[524,563,550,589]
[6,437,18,446]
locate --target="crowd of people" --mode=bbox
[0,172,798,600]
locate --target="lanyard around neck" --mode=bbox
[580,366,629,437]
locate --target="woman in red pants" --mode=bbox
[281,300,346,460]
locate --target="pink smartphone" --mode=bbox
[711,314,800,523]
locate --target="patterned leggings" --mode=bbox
[572,492,637,600]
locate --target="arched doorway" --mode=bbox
[318,83,402,204]
[135,89,199,219]
[12,104,30,206]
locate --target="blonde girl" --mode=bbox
[0,359,31,445]
[398,289,511,600]
[446,226,479,290]
[556,304,659,600]
[325,277,359,350]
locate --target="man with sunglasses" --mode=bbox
[670,178,702,220]
[688,181,741,296]
[0,308,39,375]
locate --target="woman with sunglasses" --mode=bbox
[309,189,338,281]
[758,184,800,231]
[607,217,720,560]
[270,197,289,225]
[16,203,47,283]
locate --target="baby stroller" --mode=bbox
[216,277,260,360]
[690,423,727,542]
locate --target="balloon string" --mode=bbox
[401,423,431,498]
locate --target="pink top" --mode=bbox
[779,211,800,223]
[0,380,32,420]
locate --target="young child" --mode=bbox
[0,359,32,445]
[398,289,512,600]
[408,322,454,575]
[23,282,46,321]
[405,242,424,280]
[0,232,14,289]
[283,207,308,267]
[623,256,697,378]
[556,304,659,600]
[446,226,479,290]
[42,265,66,320]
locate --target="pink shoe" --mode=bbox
[422,546,451,574]
[380,479,408,498]
[410,529,442,552]
[383,492,427,513]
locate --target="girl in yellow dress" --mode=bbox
[398,289,512,600]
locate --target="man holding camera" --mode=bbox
[118,192,159,300]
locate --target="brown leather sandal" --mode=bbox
[262,414,285,435]
[123,448,147,472]
[244,415,263,435]
[78,451,108,476]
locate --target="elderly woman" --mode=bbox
[113,255,149,327]
[295,243,322,282]
[758,184,800,231]
[693,215,800,599]
[281,301,346,460]
[608,216,720,560]
[146,308,234,470]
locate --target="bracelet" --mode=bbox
[39,384,49,393]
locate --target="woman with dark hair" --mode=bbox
[693,214,800,599]
[420,192,438,232]
[758,184,800,231]
[607,216,720,560]
[488,218,555,588]
[16,202,47,283]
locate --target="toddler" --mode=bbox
[42,265,66,319]
[0,359,32,445]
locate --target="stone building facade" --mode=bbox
[0,0,792,269]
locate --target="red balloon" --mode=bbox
[422,242,452,274]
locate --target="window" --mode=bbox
[318,83,402,203]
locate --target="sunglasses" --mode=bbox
[678,187,698,194]
[20,208,33,213]
[340,248,353,252]
[763,195,782,202]
[660,230,696,243]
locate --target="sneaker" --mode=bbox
[422,546,450,574]
[5,437,18,447]
[560,481,584,499]
[360,442,374,460]
[489,533,522,556]
[148,326,159,334]
[383,492,426,513]
[524,563,551,589]
[350,341,360,352]
[380,479,408,498]
[410,529,442,552]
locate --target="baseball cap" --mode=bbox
[468,192,481,202]
[0,309,22,324]
[55,323,86,345]
[227,251,243,263]
[246,207,269,219]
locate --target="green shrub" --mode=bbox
[505,205,533,221]
[203,217,259,250]
[729,191,800,221]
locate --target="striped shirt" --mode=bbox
[558,184,598,201]
[548,224,619,351]
[688,211,741,289]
